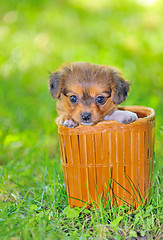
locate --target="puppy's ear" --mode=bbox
[111,69,129,105]
[49,71,64,99]
[49,64,72,99]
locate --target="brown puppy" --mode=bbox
[49,62,138,128]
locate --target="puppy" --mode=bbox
[49,62,138,128]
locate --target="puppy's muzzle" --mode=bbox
[81,112,92,124]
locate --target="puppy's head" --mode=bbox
[49,62,129,125]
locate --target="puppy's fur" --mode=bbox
[49,62,138,128]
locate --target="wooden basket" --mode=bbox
[58,106,155,208]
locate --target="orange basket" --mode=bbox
[58,106,155,208]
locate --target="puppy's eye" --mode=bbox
[69,95,78,103]
[96,96,106,105]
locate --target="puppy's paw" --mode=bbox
[62,119,78,128]
[122,112,138,124]
[105,110,138,124]
[56,116,78,128]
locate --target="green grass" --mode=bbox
[0,0,163,239]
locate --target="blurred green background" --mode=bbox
[0,0,163,186]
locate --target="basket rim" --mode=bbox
[58,105,155,134]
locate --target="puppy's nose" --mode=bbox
[81,112,92,121]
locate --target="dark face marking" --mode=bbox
[104,91,112,98]
[82,92,94,106]
[61,89,71,97]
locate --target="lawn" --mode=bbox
[0,0,162,239]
